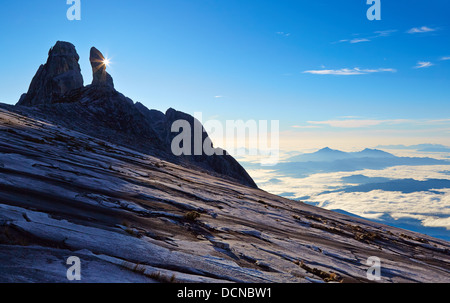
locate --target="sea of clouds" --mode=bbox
[240,150,450,241]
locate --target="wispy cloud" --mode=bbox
[414,61,434,69]
[303,67,396,76]
[334,29,397,44]
[425,119,450,124]
[306,119,410,128]
[276,31,291,37]
[350,38,370,44]
[374,29,397,37]
[304,118,450,129]
[291,125,321,129]
[440,56,450,61]
[336,26,438,45]
[339,116,362,119]
[214,95,225,99]
[407,26,437,34]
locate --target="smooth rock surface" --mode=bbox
[0,106,449,283]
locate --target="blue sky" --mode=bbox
[1,0,449,150]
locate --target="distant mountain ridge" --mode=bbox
[376,144,450,153]
[288,147,397,162]
[264,147,450,178]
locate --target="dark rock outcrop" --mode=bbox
[17,41,84,107]
[15,41,257,188]
[32,85,164,156]
[90,47,114,89]
[136,105,258,188]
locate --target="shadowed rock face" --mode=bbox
[14,41,257,188]
[90,47,114,89]
[17,41,84,107]
[135,105,258,188]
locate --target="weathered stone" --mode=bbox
[17,41,84,106]
[15,41,257,188]
[90,47,114,89]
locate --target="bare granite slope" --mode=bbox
[0,107,449,283]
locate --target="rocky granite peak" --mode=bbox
[14,41,257,188]
[17,41,84,107]
[90,47,114,89]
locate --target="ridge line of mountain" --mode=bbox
[13,41,257,188]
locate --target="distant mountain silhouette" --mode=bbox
[376,144,450,153]
[288,147,395,163]
[288,147,351,162]
[264,147,450,178]
[353,148,397,158]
